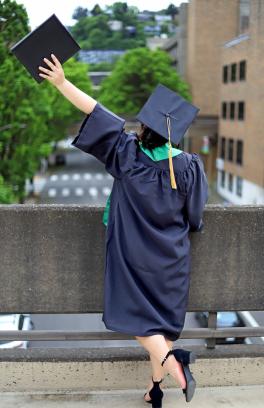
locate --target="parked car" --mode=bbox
[195,311,246,344]
[0,314,34,349]
[48,140,68,167]
[55,152,66,166]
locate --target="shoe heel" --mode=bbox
[149,386,163,408]
[144,377,164,408]
[173,348,197,365]
[182,364,196,403]
[187,350,196,364]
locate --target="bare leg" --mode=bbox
[136,335,186,392]
[144,337,174,402]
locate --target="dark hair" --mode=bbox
[137,123,180,150]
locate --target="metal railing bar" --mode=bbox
[206,311,217,349]
[0,326,264,341]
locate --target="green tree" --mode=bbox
[72,6,89,21]
[44,57,93,145]
[71,3,146,50]
[99,47,191,114]
[0,175,16,203]
[91,4,103,16]
[166,4,178,18]
[112,2,137,25]
[71,13,111,49]
[161,23,169,35]
[0,0,44,203]
[112,2,128,19]
[0,0,92,203]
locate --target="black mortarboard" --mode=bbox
[10,14,80,83]
[136,83,200,189]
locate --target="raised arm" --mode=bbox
[38,53,96,114]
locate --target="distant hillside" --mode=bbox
[70,2,178,51]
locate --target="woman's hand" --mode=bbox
[38,53,65,87]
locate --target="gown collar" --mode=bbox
[139,141,182,161]
[137,140,185,171]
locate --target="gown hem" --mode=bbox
[102,319,181,342]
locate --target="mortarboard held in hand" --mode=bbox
[10,14,80,83]
[136,83,200,189]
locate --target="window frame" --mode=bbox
[223,65,229,83]
[228,138,234,162]
[231,63,237,82]
[220,170,225,188]
[238,101,245,120]
[230,102,235,120]
[222,102,227,119]
[236,140,243,165]
[228,173,233,192]
[239,60,246,81]
[220,137,226,159]
[236,176,243,197]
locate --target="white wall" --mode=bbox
[217,170,264,204]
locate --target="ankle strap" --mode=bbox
[161,349,173,367]
[152,376,163,384]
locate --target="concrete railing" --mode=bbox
[0,204,263,392]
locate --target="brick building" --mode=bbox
[161,1,240,184]
[216,0,264,204]
[160,0,263,203]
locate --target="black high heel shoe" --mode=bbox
[161,348,196,403]
[144,376,164,408]
[165,348,197,365]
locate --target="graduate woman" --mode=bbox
[39,54,208,406]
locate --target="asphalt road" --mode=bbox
[39,149,114,205]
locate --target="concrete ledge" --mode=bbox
[0,346,263,392]
[0,204,264,312]
[0,344,263,362]
[0,386,264,407]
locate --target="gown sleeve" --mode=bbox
[184,153,209,232]
[71,102,136,179]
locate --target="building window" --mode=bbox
[236,140,243,165]
[239,60,246,80]
[222,102,227,119]
[240,15,250,31]
[231,63,237,81]
[228,173,233,192]
[239,0,250,32]
[238,101,245,120]
[228,139,234,161]
[223,65,228,83]
[230,102,235,120]
[220,170,225,188]
[220,137,226,159]
[236,176,243,197]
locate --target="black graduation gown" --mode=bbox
[71,102,209,341]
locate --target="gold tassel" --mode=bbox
[166,116,177,189]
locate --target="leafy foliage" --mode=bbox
[71,2,149,50]
[99,47,191,114]
[0,0,93,203]
[88,61,116,72]
[72,6,89,21]
[166,4,179,17]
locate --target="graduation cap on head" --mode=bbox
[10,14,80,83]
[136,83,200,190]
